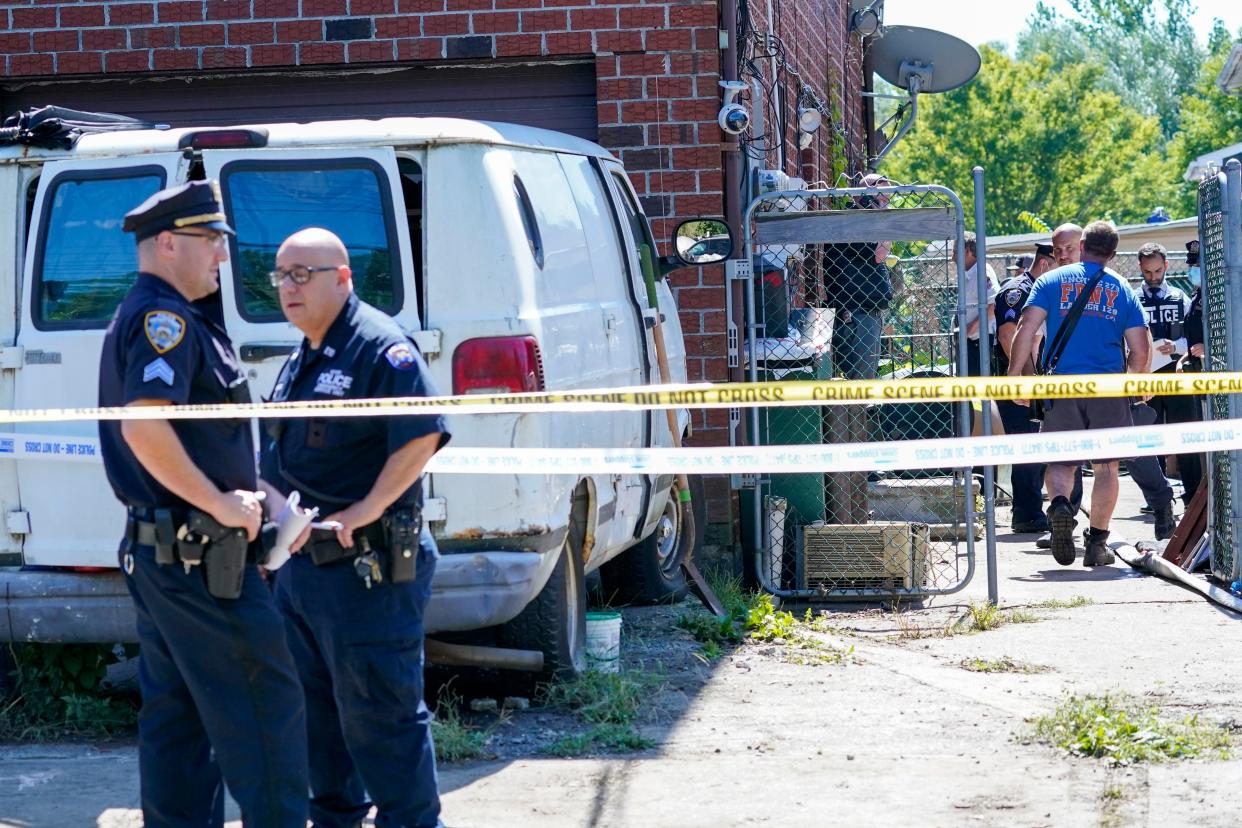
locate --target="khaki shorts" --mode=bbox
[1041,396,1133,467]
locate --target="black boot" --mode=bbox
[1154,504,1176,541]
[1046,496,1077,566]
[1083,527,1115,567]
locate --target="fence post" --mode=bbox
[972,167,999,606]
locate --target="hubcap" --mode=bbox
[655,486,683,574]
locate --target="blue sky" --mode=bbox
[882,0,1242,51]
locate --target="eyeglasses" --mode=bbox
[267,265,340,287]
[170,231,227,247]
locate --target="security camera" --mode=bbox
[718,80,750,136]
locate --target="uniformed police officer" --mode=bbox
[1137,242,1192,376]
[99,181,308,827]
[994,241,1056,532]
[258,228,450,828]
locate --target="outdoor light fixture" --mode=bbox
[849,1,884,37]
[797,106,823,135]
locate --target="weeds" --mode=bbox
[962,602,1004,632]
[1101,785,1126,800]
[960,656,1050,674]
[542,723,654,757]
[432,685,494,763]
[746,594,798,642]
[1032,694,1232,765]
[540,670,656,725]
[0,643,138,741]
[1032,595,1093,610]
[1005,609,1042,625]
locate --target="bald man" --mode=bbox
[259,228,450,828]
[1050,223,1083,267]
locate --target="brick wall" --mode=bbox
[0,0,866,530]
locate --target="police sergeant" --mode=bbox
[259,228,450,828]
[993,241,1056,533]
[99,181,308,827]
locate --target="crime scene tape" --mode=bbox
[1,372,1242,423]
[9,417,1242,474]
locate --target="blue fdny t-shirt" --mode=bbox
[1025,263,1146,375]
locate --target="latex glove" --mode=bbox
[264,491,319,571]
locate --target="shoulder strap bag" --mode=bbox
[1031,265,1108,420]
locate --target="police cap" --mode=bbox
[1034,242,1054,260]
[122,180,236,241]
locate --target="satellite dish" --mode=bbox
[866,25,981,170]
[870,25,981,94]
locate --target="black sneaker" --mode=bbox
[1154,505,1176,541]
[1047,497,1077,565]
[1083,538,1115,567]
[1012,517,1052,534]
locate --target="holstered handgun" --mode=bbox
[186,510,249,600]
[383,507,422,583]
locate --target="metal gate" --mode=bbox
[731,181,993,600]
[1199,159,1242,583]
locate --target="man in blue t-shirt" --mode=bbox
[1007,221,1151,568]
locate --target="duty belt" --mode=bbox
[304,521,388,566]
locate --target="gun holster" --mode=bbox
[185,510,250,600]
[383,507,422,584]
[153,508,179,565]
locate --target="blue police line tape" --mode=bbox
[7,417,1241,474]
[0,372,1239,423]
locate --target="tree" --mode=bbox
[1016,0,1205,140]
[881,46,1177,235]
[1166,37,1242,216]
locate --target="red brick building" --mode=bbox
[0,0,872,527]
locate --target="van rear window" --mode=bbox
[35,170,165,328]
[220,160,402,320]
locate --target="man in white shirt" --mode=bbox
[961,231,1000,376]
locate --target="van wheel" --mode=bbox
[600,475,702,605]
[498,535,587,683]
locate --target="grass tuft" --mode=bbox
[0,643,138,742]
[542,723,655,757]
[431,686,493,763]
[1032,694,1232,765]
[1032,595,1093,610]
[539,669,656,725]
[960,656,1050,674]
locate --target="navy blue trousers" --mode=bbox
[997,399,1045,524]
[273,535,440,828]
[121,541,309,828]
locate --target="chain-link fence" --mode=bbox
[734,183,988,600]
[1200,160,1242,583]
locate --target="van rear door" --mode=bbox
[14,154,185,566]
[201,148,422,401]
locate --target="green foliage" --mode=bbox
[1165,37,1242,216]
[431,686,491,764]
[539,670,656,725]
[542,723,654,757]
[1033,693,1232,764]
[884,45,1178,234]
[1,643,137,741]
[960,656,1051,674]
[745,593,798,642]
[1032,595,1093,609]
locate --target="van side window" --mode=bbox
[608,172,658,260]
[512,175,544,269]
[221,160,402,320]
[34,169,165,329]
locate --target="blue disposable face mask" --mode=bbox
[1188,265,1201,288]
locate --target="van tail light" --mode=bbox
[453,336,545,395]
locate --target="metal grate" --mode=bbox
[736,184,984,600]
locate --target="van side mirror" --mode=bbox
[671,218,733,267]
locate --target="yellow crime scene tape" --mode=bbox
[1,371,1240,423]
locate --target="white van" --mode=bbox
[0,115,729,679]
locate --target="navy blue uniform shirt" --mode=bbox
[260,293,450,513]
[99,273,256,509]
[993,272,1035,376]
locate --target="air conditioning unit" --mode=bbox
[798,521,930,590]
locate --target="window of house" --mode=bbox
[35,168,165,328]
[221,160,402,320]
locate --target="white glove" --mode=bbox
[264,490,318,571]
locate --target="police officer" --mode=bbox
[994,242,1055,533]
[259,228,450,828]
[1137,242,1192,377]
[99,181,308,827]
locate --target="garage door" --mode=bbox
[0,61,597,140]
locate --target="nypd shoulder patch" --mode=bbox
[144,310,186,354]
[384,342,418,371]
[1004,289,1023,307]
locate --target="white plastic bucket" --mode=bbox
[585,610,622,673]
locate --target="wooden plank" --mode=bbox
[1162,483,1208,568]
[755,208,957,246]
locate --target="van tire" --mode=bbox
[599,475,702,605]
[498,535,587,683]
